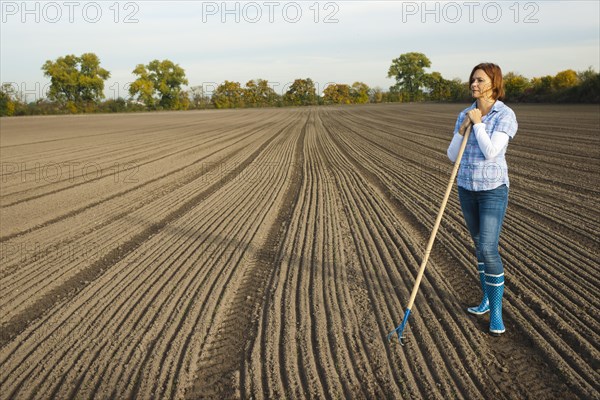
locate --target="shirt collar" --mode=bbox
[470,99,505,115]
[490,100,505,114]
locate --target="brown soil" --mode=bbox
[0,104,598,399]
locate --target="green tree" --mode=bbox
[350,82,370,104]
[504,72,530,102]
[529,75,554,99]
[423,71,450,101]
[577,67,598,84]
[129,64,156,108]
[100,98,128,113]
[574,68,600,103]
[212,80,244,108]
[555,68,599,103]
[553,69,579,90]
[190,86,211,109]
[370,87,384,103]
[284,78,317,106]
[447,78,470,102]
[0,83,17,116]
[244,79,278,107]
[387,52,431,101]
[42,53,110,112]
[129,59,188,110]
[323,84,352,104]
[386,86,404,102]
[178,90,190,110]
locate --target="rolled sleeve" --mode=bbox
[494,109,518,139]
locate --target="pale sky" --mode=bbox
[1,0,599,100]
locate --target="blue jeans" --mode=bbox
[458,184,508,276]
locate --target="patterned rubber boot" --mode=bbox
[486,273,505,336]
[467,263,489,315]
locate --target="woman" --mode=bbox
[447,63,518,336]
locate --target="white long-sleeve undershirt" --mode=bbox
[447,123,510,162]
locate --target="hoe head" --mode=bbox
[387,309,411,346]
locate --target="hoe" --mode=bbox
[388,122,472,345]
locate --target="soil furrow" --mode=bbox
[1,104,596,400]
[0,121,285,348]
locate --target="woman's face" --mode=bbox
[470,69,493,101]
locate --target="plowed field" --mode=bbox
[1,103,598,399]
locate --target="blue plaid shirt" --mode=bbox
[453,100,518,191]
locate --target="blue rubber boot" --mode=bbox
[486,273,505,336]
[467,263,489,315]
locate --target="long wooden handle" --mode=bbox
[405,123,472,310]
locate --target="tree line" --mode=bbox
[1,52,598,116]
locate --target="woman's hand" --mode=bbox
[467,108,483,124]
[459,115,472,136]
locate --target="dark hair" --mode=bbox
[469,63,505,101]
